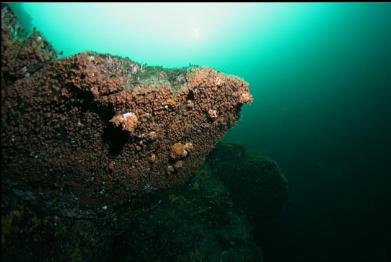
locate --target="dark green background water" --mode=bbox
[10,3,391,261]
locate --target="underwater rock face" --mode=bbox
[1,161,265,262]
[1,4,252,213]
[2,142,289,262]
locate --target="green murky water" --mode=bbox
[8,3,391,261]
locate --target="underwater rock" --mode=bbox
[1,142,288,262]
[1,159,264,262]
[1,4,253,214]
[1,138,289,261]
[1,4,57,87]
[206,141,289,247]
[207,141,288,223]
[107,165,264,262]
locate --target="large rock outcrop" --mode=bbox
[1,4,252,215]
[1,5,291,262]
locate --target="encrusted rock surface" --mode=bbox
[2,142,290,262]
[1,4,56,87]
[1,4,253,214]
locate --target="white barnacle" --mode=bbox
[208,109,218,119]
[122,112,136,120]
[110,111,138,133]
[131,65,139,74]
[215,76,223,86]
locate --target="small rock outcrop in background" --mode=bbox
[207,142,288,223]
[206,142,289,244]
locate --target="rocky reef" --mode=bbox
[2,141,288,262]
[1,4,252,215]
[1,4,288,262]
